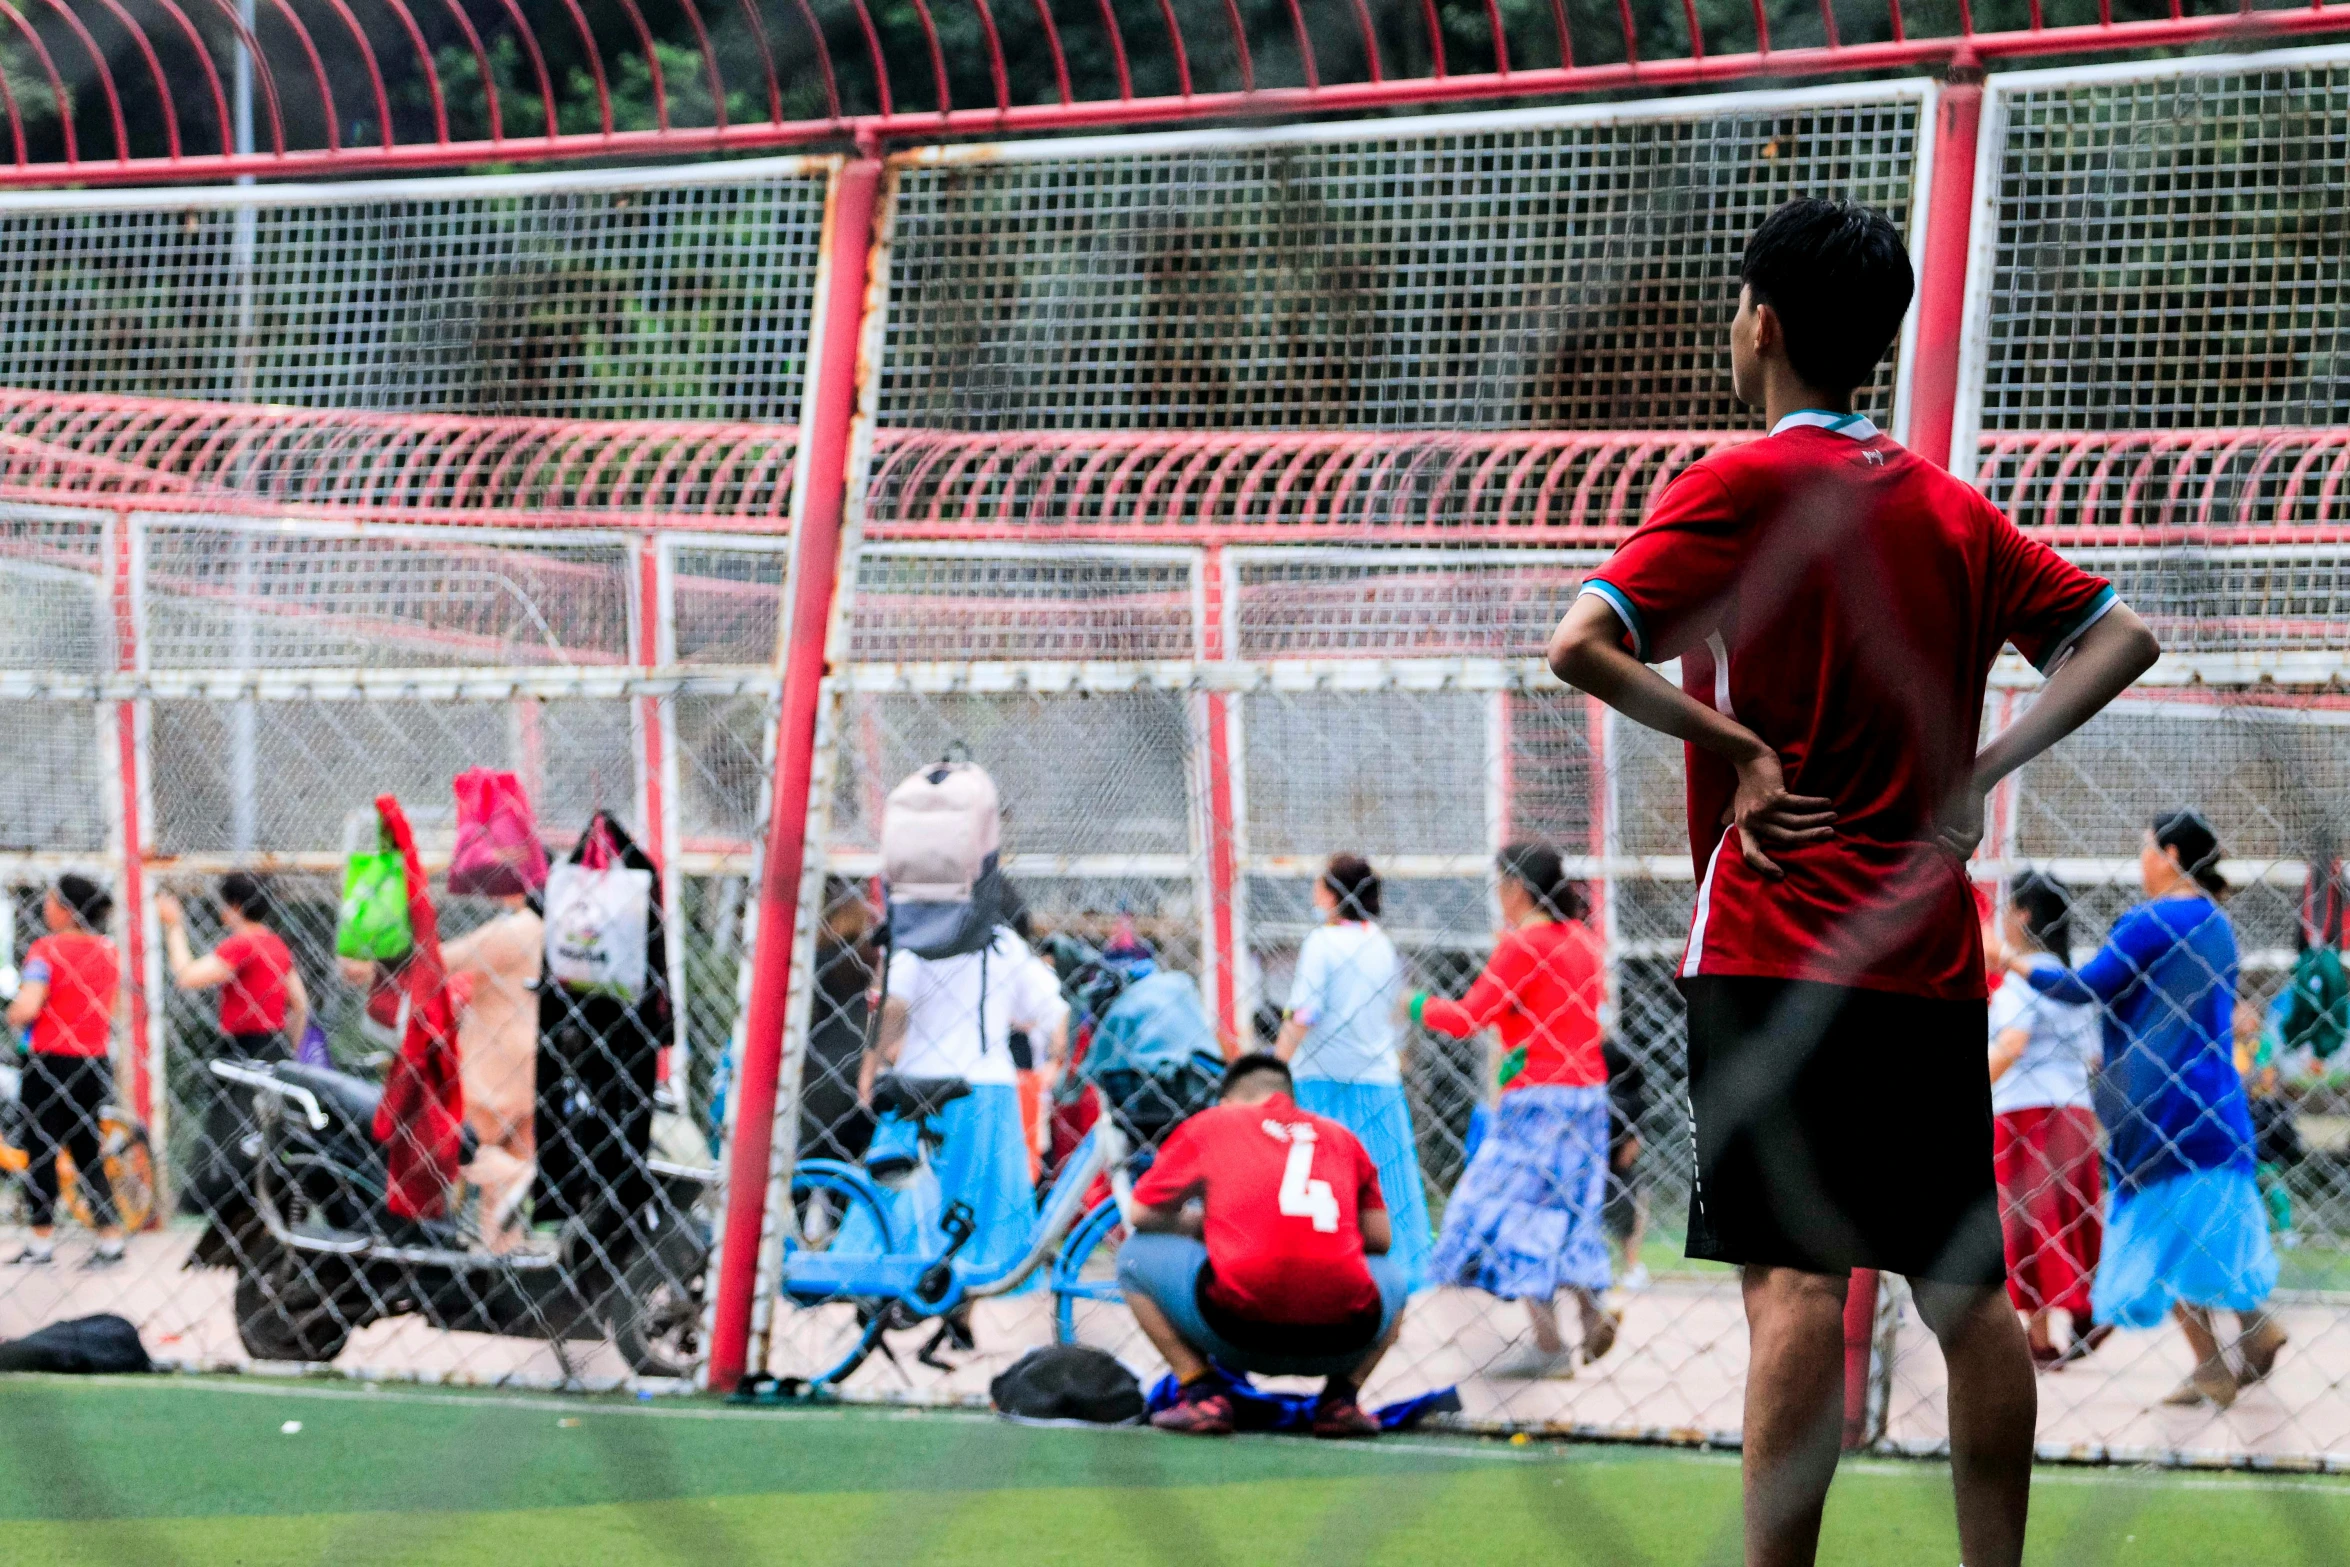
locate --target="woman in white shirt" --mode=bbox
[1273,854,1433,1290]
[858,922,1069,1290]
[1986,872,2108,1367]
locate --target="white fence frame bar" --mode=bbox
[1949,41,2350,483]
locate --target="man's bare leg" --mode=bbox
[1125,1289,1211,1384]
[1740,1266,1850,1567]
[1343,1312,1402,1389]
[1912,1281,2036,1567]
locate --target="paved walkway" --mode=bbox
[7,1226,2345,1461]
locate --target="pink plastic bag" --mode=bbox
[448,768,549,897]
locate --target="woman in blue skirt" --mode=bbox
[852,920,1069,1329]
[2012,810,2286,1408]
[1274,854,1434,1291]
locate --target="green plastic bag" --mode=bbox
[337,847,412,962]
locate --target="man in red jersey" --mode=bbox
[1119,1053,1405,1439]
[1550,199,2159,1567]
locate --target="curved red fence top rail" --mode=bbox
[1,396,2345,544]
[0,0,2344,184]
[0,390,797,530]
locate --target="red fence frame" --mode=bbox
[0,31,2344,1397]
[0,1,2340,184]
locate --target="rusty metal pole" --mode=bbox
[705,156,884,1393]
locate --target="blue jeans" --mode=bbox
[1115,1231,1407,1378]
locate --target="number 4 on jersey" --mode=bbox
[1276,1129,1340,1233]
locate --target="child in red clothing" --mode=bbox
[1120,1053,1404,1439]
[157,872,308,1056]
[6,875,124,1268]
[1412,844,1616,1377]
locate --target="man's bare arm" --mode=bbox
[1130,1200,1203,1238]
[1935,605,2160,857]
[1547,594,1834,879]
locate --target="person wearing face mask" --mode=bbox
[2014,811,2284,1408]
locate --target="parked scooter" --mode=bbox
[190,1057,712,1376]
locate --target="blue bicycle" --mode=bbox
[764,1075,1146,1392]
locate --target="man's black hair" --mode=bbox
[1740,198,1915,396]
[55,873,112,931]
[219,871,273,924]
[1218,1051,1292,1099]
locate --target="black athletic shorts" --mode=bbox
[1679,975,2004,1288]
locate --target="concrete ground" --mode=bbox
[7,1224,2345,1463]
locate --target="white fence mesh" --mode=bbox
[0,162,834,421]
[0,510,778,1389]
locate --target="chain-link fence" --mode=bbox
[1,49,2346,1470]
[759,81,1935,1427]
[0,509,782,1388]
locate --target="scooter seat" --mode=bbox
[270,1061,385,1129]
[266,1062,478,1163]
[870,1075,972,1120]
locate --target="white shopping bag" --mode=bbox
[543,860,652,1001]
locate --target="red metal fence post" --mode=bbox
[106,510,156,1137]
[1199,544,1242,1052]
[705,156,885,1393]
[1906,63,1986,474]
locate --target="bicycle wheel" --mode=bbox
[66,1118,156,1233]
[1052,1199,1142,1360]
[773,1161,898,1391]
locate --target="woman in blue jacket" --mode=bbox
[2013,811,2285,1408]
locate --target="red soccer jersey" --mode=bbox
[1132,1094,1385,1325]
[216,927,294,1035]
[1581,413,2116,1001]
[23,931,120,1057]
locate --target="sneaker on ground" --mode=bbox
[1149,1392,1235,1436]
[7,1247,54,1266]
[1486,1344,1576,1381]
[1618,1263,1651,1292]
[81,1246,126,1270]
[1311,1398,1381,1440]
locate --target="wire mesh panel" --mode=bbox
[0,163,834,421]
[1967,47,2350,441]
[0,508,779,1393]
[764,84,1935,1433]
[142,524,636,671]
[1899,42,2350,1465]
[878,86,1928,434]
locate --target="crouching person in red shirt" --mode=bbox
[1118,1053,1406,1439]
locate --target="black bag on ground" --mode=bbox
[989,1344,1143,1424]
[0,1313,153,1374]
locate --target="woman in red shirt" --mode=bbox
[6,875,124,1267]
[157,873,308,1058]
[1413,843,1619,1379]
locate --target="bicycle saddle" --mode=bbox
[871,1075,973,1121]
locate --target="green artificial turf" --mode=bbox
[0,1374,2344,1565]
